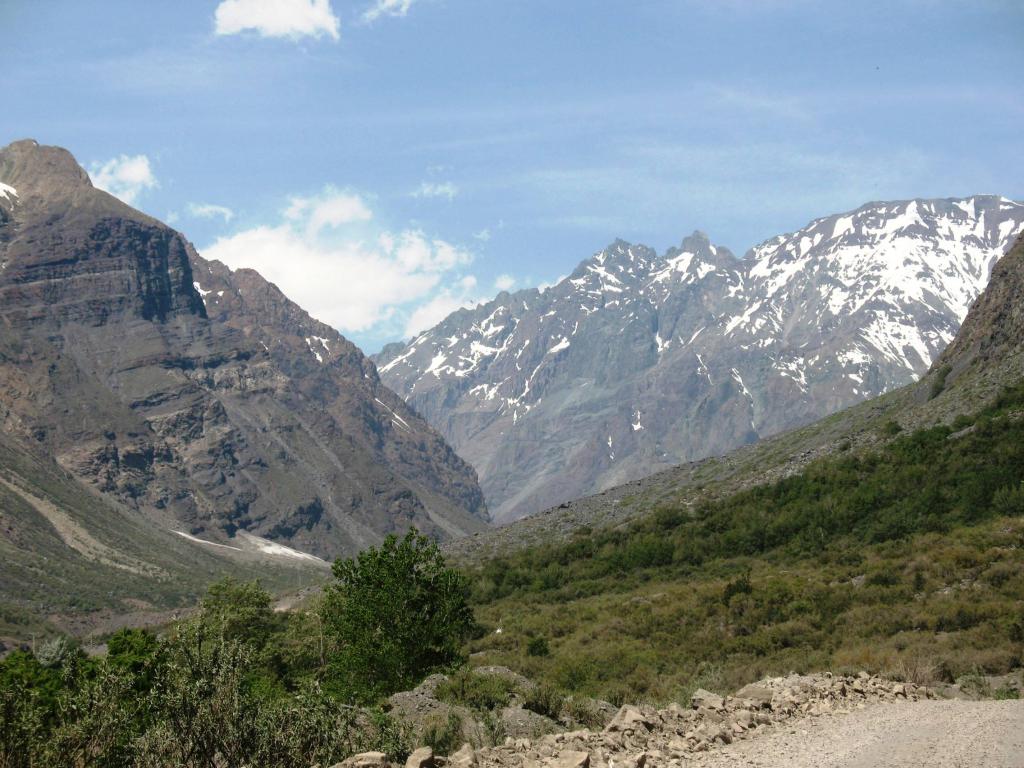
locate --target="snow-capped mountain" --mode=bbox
[374,196,1024,523]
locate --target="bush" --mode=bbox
[929,364,952,400]
[436,669,517,712]
[0,593,415,767]
[562,696,604,729]
[199,577,275,648]
[526,637,550,657]
[322,529,476,702]
[992,483,1024,516]
[882,420,903,436]
[420,711,464,756]
[522,683,564,720]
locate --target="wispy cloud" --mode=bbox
[494,274,515,292]
[473,228,491,242]
[214,0,340,40]
[362,0,417,24]
[90,154,157,205]
[187,202,235,222]
[201,187,475,335]
[413,181,458,201]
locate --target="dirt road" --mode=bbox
[691,700,1024,768]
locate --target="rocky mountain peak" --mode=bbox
[0,139,92,191]
[0,141,487,556]
[0,139,153,233]
[376,195,1024,523]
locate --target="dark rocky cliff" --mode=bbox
[0,139,487,557]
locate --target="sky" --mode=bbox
[2,0,1022,353]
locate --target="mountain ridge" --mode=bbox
[444,230,1024,563]
[375,195,1024,523]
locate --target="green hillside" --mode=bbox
[463,381,1024,702]
[0,432,326,643]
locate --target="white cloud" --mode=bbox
[90,155,158,205]
[214,0,340,40]
[188,202,235,222]
[202,187,474,335]
[403,276,480,337]
[413,181,458,201]
[494,274,515,292]
[362,0,416,23]
[473,228,491,242]
[286,188,373,235]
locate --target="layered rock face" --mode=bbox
[375,197,1024,523]
[0,140,487,557]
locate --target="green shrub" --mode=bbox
[522,683,564,720]
[929,364,952,400]
[420,711,464,756]
[992,483,1024,516]
[526,637,550,657]
[436,669,517,712]
[199,577,275,648]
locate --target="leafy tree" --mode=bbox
[322,529,475,702]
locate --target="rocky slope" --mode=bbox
[0,139,487,559]
[376,198,1024,523]
[345,672,1020,768]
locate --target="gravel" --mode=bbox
[690,700,1024,768]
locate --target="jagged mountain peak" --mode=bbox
[376,195,1024,523]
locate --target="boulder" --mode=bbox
[604,705,652,733]
[690,689,724,711]
[733,709,755,728]
[500,705,561,740]
[449,744,476,768]
[734,684,773,708]
[406,747,434,768]
[340,752,389,768]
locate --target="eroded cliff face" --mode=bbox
[0,140,487,557]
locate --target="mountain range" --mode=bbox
[374,196,1024,522]
[2,136,1021,640]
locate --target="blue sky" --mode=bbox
[2,0,1022,352]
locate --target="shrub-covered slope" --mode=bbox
[464,383,1024,702]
